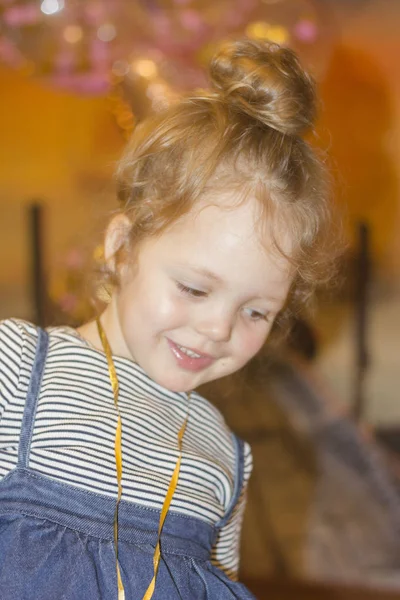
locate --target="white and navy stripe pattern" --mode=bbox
[0,318,252,579]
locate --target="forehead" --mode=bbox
[141,198,293,293]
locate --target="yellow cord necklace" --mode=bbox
[96,317,191,600]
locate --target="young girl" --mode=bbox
[0,39,337,599]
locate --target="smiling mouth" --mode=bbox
[177,345,202,358]
[174,342,212,359]
[166,339,215,371]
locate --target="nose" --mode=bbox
[194,311,234,343]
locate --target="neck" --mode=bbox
[77,295,130,359]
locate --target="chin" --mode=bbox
[147,369,194,394]
[162,372,224,394]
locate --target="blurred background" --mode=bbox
[1,0,400,598]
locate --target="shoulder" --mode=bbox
[0,319,39,412]
[191,389,253,479]
[46,324,88,352]
[0,318,39,359]
[0,318,40,374]
[190,389,231,429]
[190,389,239,451]
[0,320,92,368]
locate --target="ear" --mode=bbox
[104,213,131,271]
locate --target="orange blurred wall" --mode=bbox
[0,65,124,317]
[319,0,400,282]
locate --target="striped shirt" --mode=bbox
[0,318,252,579]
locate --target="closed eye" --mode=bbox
[176,282,208,298]
[243,307,269,322]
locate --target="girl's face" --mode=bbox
[103,199,293,392]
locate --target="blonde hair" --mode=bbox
[109,39,341,339]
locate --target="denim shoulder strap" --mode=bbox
[18,327,49,468]
[215,434,245,529]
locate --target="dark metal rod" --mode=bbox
[29,202,47,327]
[353,221,370,421]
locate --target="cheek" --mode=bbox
[146,291,191,329]
[234,324,269,362]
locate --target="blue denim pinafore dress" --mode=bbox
[0,328,256,599]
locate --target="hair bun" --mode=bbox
[209,39,317,136]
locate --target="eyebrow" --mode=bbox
[185,265,224,283]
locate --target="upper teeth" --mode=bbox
[178,345,201,358]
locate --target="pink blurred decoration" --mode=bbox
[151,13,172,36]
[0,0,334,97]
[294,18,318,42]
[90,39,109,67]
[237,0,259,12]
[3,3,40,26]
[54,50,74,72]
[82,2,107,26]
[49,71,109,94]
[242,0,335,78]
[59,292,78,313]
[142,0,256,55]
[0,36,23,65]
[64,248,85,270]
[179,10,206,33]
[0,0,143,93]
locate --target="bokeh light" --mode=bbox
[0,0,335,131]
